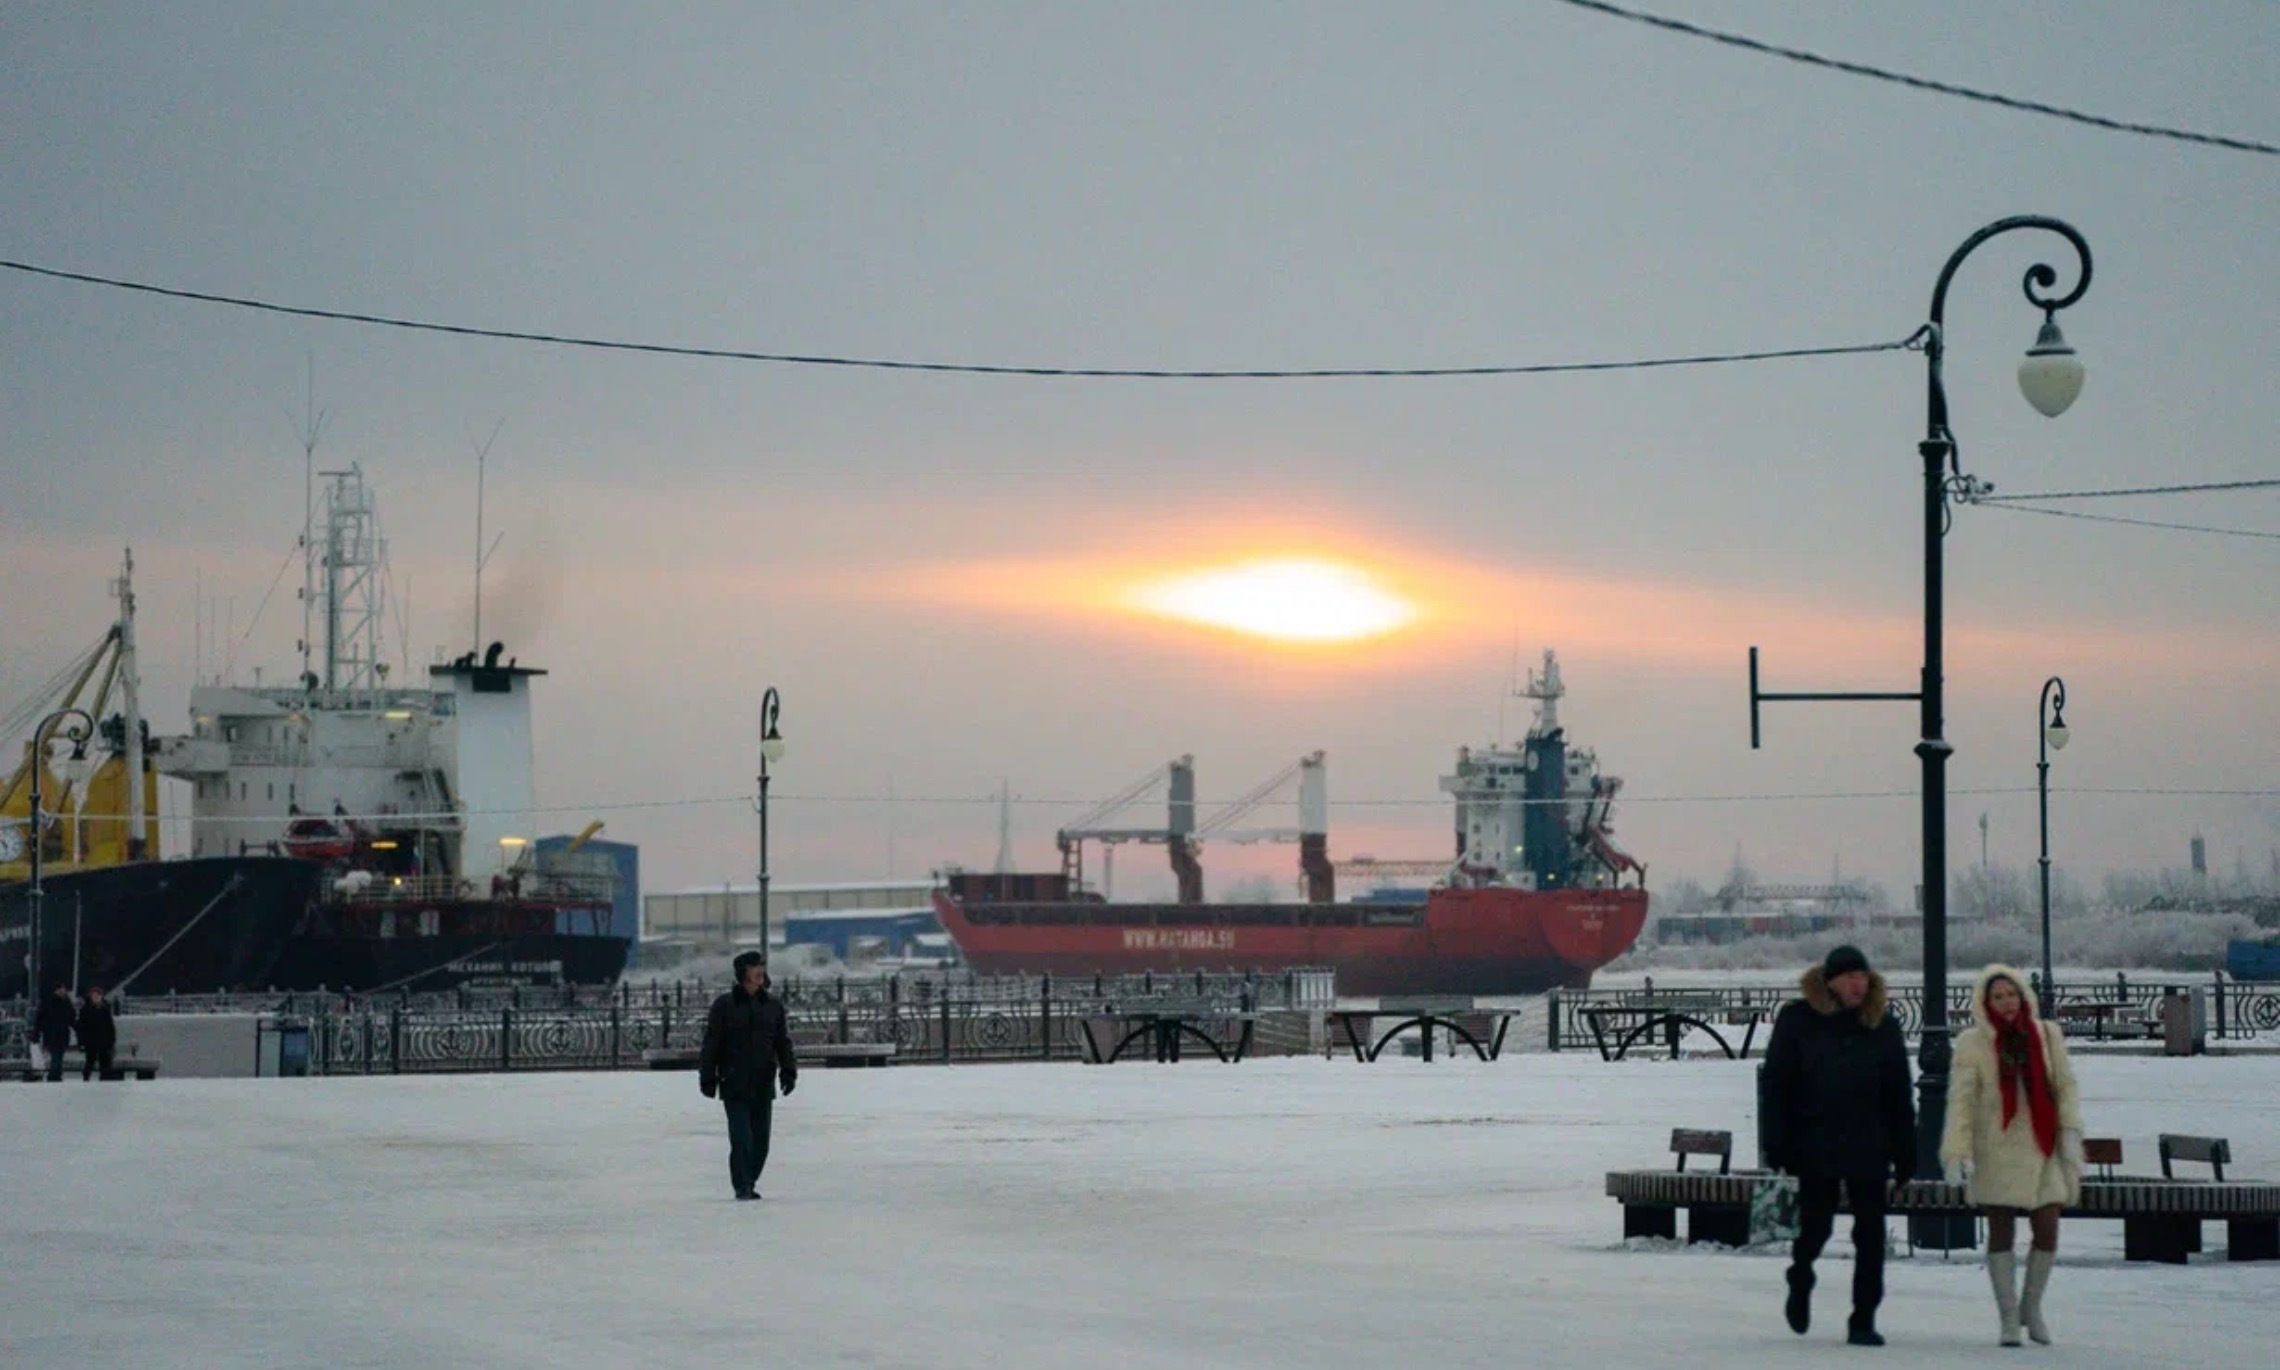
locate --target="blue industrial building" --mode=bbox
[782,906,945,961]
[535,834,641,963]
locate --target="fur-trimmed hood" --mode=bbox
[1969,962,2043,1026]
[1798,964,1891,1029]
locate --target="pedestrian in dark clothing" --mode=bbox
[34,984,76,1082]
[1762,944,1918,1347]
[699,951,798,1201]
[76,985,118,1082]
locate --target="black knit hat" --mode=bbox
[1822,944,1871,979]
[731,950,764,979]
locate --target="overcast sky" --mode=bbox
[4,2,2276,902]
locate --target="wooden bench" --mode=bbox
[1605,1166,2280,1263]
[2084,1137,2124,1180]
[804,1042,896,1068]
[1618,1130,1755,1246]
[9,1052,161,1082]
[644,1044,889,1071]
[2130,1134,2280,1262]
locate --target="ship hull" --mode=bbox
[261,932,631,993]
[932,886,1648,996]
[0,856,322,998]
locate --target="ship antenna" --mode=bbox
[993,780,1016,875]
[471,418,505,651]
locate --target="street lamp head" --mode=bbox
[2045,715,2070,752]
[759,685,785,764]
[2017,315,2085,418]
[56,745,97,788]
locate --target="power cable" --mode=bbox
[84,783,2280,828]
[1551,0,2280,156]
[1978,477,2280,503]
[0,258,1916,379]
[1973,502,2280,542]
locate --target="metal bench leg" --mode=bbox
[2125,1215,2197,1264]
[1689,1205,1752,1248]
[2228,1219,2280,1262]
[1623,1203,1677,1241]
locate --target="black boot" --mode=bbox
[1785,1266,1813,1335]
[1846,1316,1885,1347]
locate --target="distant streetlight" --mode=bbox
[758,688,785,966]
[2037,676,2070,1004]
[24,708,97,1001]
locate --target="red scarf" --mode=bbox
[1991,999,2058,1158]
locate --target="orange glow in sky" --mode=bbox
[1121,558,1420,644]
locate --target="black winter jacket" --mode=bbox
[33,994,76,1046]
[76,1000,117,1052]
[1761,966,1919,1181]
[699,985,798,1102]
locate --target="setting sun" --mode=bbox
[1123,558,1420,644]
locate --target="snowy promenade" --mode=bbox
[6,1055,2276,1368]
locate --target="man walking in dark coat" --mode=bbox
[1762,945,1918,1347]
[34,984,76,1082]
[76,985,117,1081]
[699,951,798,1201]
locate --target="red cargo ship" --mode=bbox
[932,652,1649,995]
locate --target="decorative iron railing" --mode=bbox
[290,968,1332,1074]
[1547,973,2278,1050]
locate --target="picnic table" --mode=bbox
[1580,997,1765,1061]
[1078,1001,1255,1064]
[1326,997,1524,1063]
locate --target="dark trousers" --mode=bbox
[82,1045,114,1081]
[1793,1173,1889,1328]
[723,1096,775,1196]
[41,1036,70,1082]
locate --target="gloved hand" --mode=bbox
[1944,1157,1972,1186]
[2060,1128,2084,1166]
[778,1071,797,1097]
[699,1070,718,1100]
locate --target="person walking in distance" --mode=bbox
[699,951,798,1201]
[75,984,117,1082]
[34,984,77,1082]
[1762,945,1918,1347]
[1941,965,2084,1346]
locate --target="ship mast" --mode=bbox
[314,466,385,699]
[295,366,330,699]
[113,549,147,857]
[471,420,505,653]
[1522,649,1564,736]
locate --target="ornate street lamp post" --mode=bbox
[23,708,97,1003]
[1750,217,2092,1247]
[2038,676,2071,1004]
[757,688,785,966]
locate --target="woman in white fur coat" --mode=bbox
[1940,964,2086,1347]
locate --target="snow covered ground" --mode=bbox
[6,1054,2277,1368]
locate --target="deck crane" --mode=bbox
[1195,751,1333,903]
[1054,756,1198,902]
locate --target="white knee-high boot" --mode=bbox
[1987,1251,2023,1346]
[2021,1249,2056,1345]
